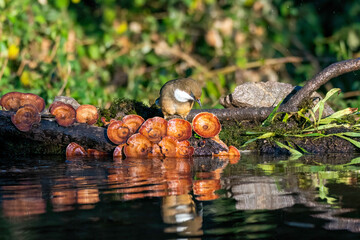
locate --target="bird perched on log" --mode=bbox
[156,78,202,120]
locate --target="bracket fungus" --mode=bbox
[138,117,167,143]
[122,114,145,134]
[167,118,192,141]
[158,136,194,158]
[0,92,22,111]
[113,144,126,158]
[158,136,178,157]
[148,143,164,157]
[123,133,152,158]
[176,140,195,157]
[107,120,131,145]
[11,104,41,132]
[1,92,45,112]
[66,142,87,157]
[76,105,99,125]
[20,93,45,112]
[192,112,221,138]
[49,102,76,127]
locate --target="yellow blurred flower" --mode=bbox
[116,22,128,35]
[8,44,20,60]
[72,0,81,3]
[20,71,31,87]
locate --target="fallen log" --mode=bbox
[0,111,116,155]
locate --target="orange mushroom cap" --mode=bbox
[49,102,76,127]
[167,118,192,141]
[101,117,116,126]
[192,112,221,138]
[20,93,45,112]
[66,142,87,157]
[228,145,240,156]
[76,105,99,125]
[148,143,164,157]
[11,104,41,132]
[138,117,167,143]
[113,144,126,158]
[122,115,145,134]
[123,133,152,158]
[176,140,194,157]
[158,136,178,157]
[107,120,131,145]
[0,92,22,111]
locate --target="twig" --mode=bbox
[281,57,360,112]
[0,58,8,81]
[185,58,360,122]
[57,64,71,96]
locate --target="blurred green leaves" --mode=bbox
[0,0,360,109]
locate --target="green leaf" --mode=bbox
[312,88,341,113]
[275,141,303,156]
[262,99,283,127]
[344,157,360,166]
[337,135,360,148]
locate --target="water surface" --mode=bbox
[0,153,360,239]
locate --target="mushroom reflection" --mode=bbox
[106,158,167,200]
[192,157,228,201]
[1,184,45,217]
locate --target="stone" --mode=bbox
[220,82,334,117]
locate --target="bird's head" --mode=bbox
[173,78,202,107]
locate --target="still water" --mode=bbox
[0,153,360,239]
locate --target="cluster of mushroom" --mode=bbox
[0,92,45,131]
[66,112,239,159]
[0,92,100,131]
[108,115,195,158]
[49,101,99,127]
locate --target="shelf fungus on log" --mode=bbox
[49,102,76,127]
[20,93,45,112]
[66,142,87,157]
[0,92,23,111]
[76,105,99,125]
[0,92,45,112]
[113,144,126,158]
[11,104,41,132]
[166,118,192,141]
[138,117,167,143]
[148,143,164,157]
[123,133,152,158]
[122,115,145,134]
[192,112,221,138]
[158,136,194,158]
[107,120,131,145]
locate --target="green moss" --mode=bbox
[97,98,162,126]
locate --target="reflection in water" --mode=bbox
[0,154,360,239]
[2,184,45,217]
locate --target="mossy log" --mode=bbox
[0,111,116,155]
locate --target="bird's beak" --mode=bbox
[196,99,202,108]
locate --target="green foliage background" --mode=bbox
[1,0,360,109]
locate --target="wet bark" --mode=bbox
[0,111,116,155]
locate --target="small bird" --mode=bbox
[156,78,202,119]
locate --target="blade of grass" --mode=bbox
[275,141,303,156]
[262,99,283,127]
